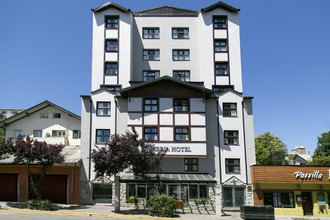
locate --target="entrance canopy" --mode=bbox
[120,173,216,183]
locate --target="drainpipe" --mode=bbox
[241,101,249,184]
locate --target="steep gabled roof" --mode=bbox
[134,6,198,17]
[121,76,213,98]
[92,2,132,13]
[201,1,240,13]
[0,100,80,128]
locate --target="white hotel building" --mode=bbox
[80,1,255,213]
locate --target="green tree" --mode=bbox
[255,132,287,165]
[255,139,270,165]
[311,131,330,165]
[0,116,6,142]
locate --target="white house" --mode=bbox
[0,100,81,146]
[80,1,255,213]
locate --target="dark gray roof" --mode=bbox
[92,2,131,13]
[134,6,198,17]
[201,1,240,13]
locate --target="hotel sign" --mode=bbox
[294,171,323,180]
[154,143,207,156]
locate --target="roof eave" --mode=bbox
[201,1,240,13]
[92,2,132,14]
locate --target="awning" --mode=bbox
[120,173,216,183]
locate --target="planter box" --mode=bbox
[240,206,274,220]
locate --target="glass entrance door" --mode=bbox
[181,185,188,207]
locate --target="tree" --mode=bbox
[255,132,287,165]
[0,136,65,200]
[312,131,330,166]
[90,128,166,212]
[255,139,270,165]
[0,116,6,142]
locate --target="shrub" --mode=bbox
[27,199,52,210]
[195,198,209,205]
[126,196,138,208]
[148,194,175,217]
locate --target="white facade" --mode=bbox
[81,1,255,213]
[0,101,81,147]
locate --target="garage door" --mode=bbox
[29,175,67,204]
[0,174,18,201]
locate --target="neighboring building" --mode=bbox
[289,146,313,165]
[80,1,255,213]
[251,165,330,218]
[0,109,24,118]
[0,100,81,203]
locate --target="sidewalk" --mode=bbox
[0,201,329,220]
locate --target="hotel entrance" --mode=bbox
[302,192,313,215]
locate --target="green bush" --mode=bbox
[126,196,138,204]
[27,199,52,210]
[148,194,175,217]
[195,198,209,205]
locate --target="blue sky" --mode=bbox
[1,0,329,154]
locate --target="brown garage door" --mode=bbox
[0,174,18,201]
[29,175,67,204]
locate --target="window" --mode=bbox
[34,130,42,138]
[143,50,160,61]
[173,71,190,82]
[174,99,189,112]
[101,85,121,95]
[224,130,239,145]
[214,16,227,29]
[173,50,189,61]
[13,130,22,138]
[53,113,61,119]
[97,102,111,116]
[225,159,240,174]
[105,62,118,75]
[213,85,234,94]
[40,113,48,119]
[143,71,160,81]
[214,40,227,52]
[175,127,189,141]
[143,28,159,39]
[93,183,112,203]
[1,111,7,114]
[105,16,118,29]
[52,130,65,137]
[223,103,237,117]
[144,127,158,141]
[73,130,81,139]
[264,192,294,208]
[184,158,198,171]
[215,62,228,75]
[144,99,158,112]
[11,111,17,114]
[172,28,189,39]
[223,187,245,209]
[105,40,118,52]
[96,129,110,144]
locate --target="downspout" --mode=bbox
[115,98,118,134]
[241,101,249,184]
[88,99,93,182]
[216,98,222,184]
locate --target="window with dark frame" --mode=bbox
[173,50,190,61]
[175,127,189,141]
[172,28,189,39]
[53,113,61,119]
[73,130,81,139]
[263,192,294,208]
[144,127,158,141]
[143,50,160,61]
[143,71,160,81]
[215,62,228,75]
[144,99,158,112]
[174,99,189,112]
[96,129,110,144]
[105,16,119,29]
[105,40,118,52]
[225,159,240,174]
[224,130,239,145]
[173,71,190,82]
[34,130,42,138]
[223,103,237,117]
[143,28,159,39]
[214,16,227,29]
[97,102,110,116]
[184,158,198,171]
[214,40,227,52]
[213,85,234,94]
[105,63,118,75]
